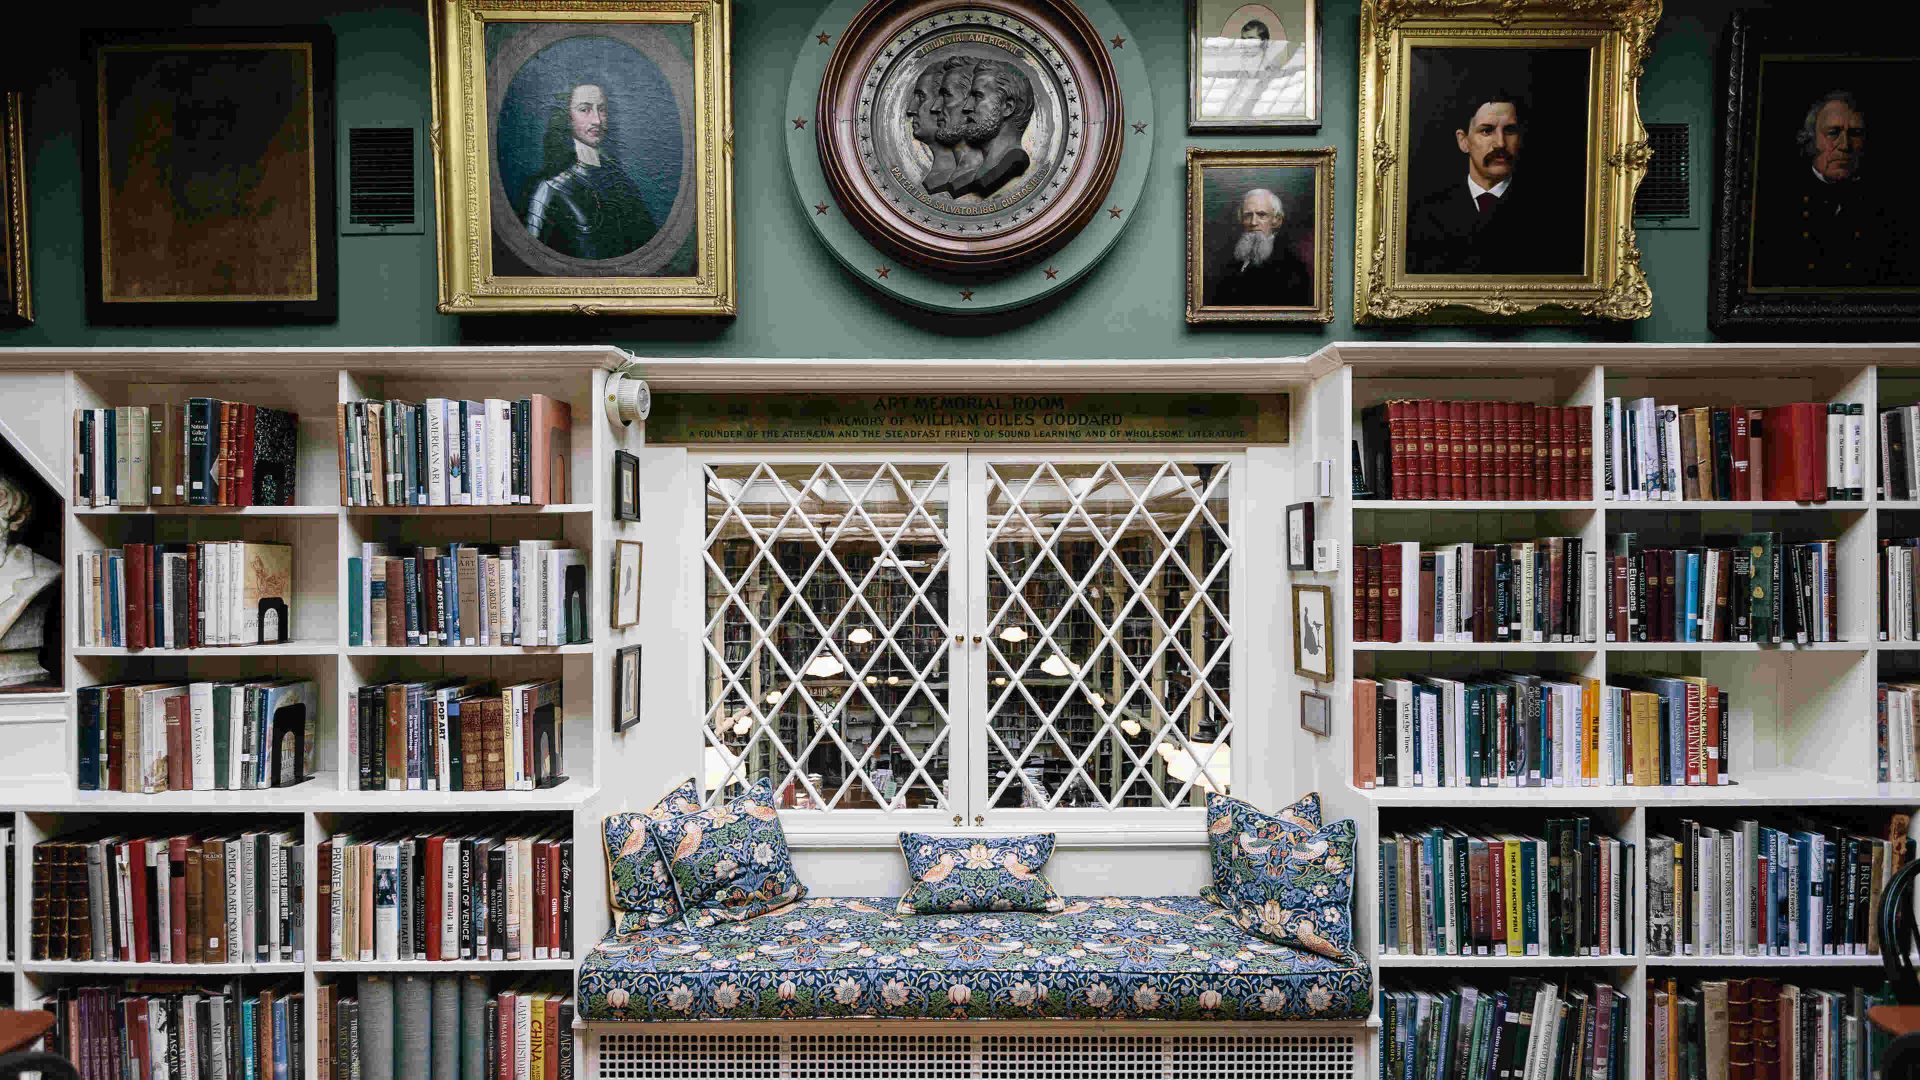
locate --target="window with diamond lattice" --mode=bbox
[701,456,1234,816]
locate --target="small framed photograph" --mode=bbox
[1186,147,1335,324]
[611,539,642,628]
[613,644,642,732]
[1291,583,1333,682]
[1188,0,1321,131]
[1285,501,1314,570]
[613,450,641,521]
[1300,690,1331,736]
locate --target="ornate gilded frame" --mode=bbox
[1185,147,1334,324]
[1352,0,1659,324]
[0,91,28,327]
[428,0,734,316]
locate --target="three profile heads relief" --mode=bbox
[905,54,1037,200]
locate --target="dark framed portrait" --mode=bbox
[613,449,641,521]
[0,91,28,327]
[1186,148,1334,324]
[1285,501,1313,570]
[1299,690,1331,736]
[430,0,733,315]
[1710,13,1920,335]
[1354,0,1657,323]
[82,28,335,323]
[1188,0,1320,131]
[613,643,641,733]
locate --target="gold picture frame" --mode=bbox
[1291,583,1333,682]
[0,91,28,327]
[428,0,734,316]
[1352,0,1659,323]
[1186,147,1335,324]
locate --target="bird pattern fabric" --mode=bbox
[1199,793,1358,964]
[603,776,703,932]
[650,778,808,929]
[895,832,1066,916]
[578,894,1372,1022]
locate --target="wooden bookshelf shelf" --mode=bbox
[1351,499,1600,512]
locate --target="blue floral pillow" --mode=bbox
[1213,817,1358,963]
[1201,790,1321,907]
[651,777,808,928]
[603,777,702,932]
[895,832,1065,915]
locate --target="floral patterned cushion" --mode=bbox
[577,894,1370,1022]
[1203,790,1321,905]
[1206,818,1359,964]
[604,777,703,932]
[651,777,808,929]
[896,833,1065,916]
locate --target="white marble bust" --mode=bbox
[0,470,59,687]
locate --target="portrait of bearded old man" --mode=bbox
[912,54,1036,199]
[1204,186,1311,307]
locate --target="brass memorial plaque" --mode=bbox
[646,392,1289,444]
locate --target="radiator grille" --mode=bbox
[1634,122,1691,221]
[346,126,418,231]
[595,1030,1359,1080]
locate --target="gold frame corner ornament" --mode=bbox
[1351,0,1661,324]
[428,0,735,317]
[1185,146,1337,325]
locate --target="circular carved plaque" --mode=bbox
[817,0,1123,274]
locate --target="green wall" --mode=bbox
[4,0,1744,357]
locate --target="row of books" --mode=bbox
[1645,814,1910,958]
[74,400,301,508]
[337,395,572,507]
[1605,399,1858,503]
[319,976,575,1080]
[1649,978,1890,1080]
[1608,534,1840,644]
[1877,404,1920,501]
[1381,979,1626,1080]
[347,542,588,648]
[1880,538,1920,641]
[1352,539,1599,643]
[47,981,304,1080]
[78,542,294,649]
[1351,673,1731,789]
[76,680,317,793]
[1356,400,1593,502]
[32,832,305,964]
[318,826,573,963]
[1378,817,1633,958]
[350,679,567,793]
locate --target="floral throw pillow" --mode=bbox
[1215,817,1359,963]
[1201,790,1321,908]
[651,777,808,929]
[603,777,702,933]
[895,832,1065,916]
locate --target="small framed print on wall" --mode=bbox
[1285,501,1314,570]
[1188,0,1321,131]
[613,643,641,732]
[613,450,641,521]
[1291,583,1333,682]
[612,539,641,628]
[1300,690,1331,736]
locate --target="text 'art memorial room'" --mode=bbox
[0,1,1915,1078]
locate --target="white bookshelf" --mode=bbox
[1308,347,1920,1080]
[0,346,642,1077]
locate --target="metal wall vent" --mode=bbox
[344,126,421,235]
[1634,122,1693,227]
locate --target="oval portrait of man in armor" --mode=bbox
[486,23,698,278]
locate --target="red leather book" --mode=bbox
[1526,405,1543,499]
[1747,408,1765,499]
[1379,544,1402,643]
[164,692,187,793]
[420,552,438,643]
[545,839,563,958]
[1384,400,1407,499]
[1577,404,1594,499]
[425,834,446,962]
[1547,406,1565,500]
[385,559,407,647]
[1488,840,1507,948]
[1750,977,1781,1080]
[1468,839,1490,950]
[1703,683,1722,785]
[385,684,407,791]
[168,836,189,963]
[216,401,235,505]
[1352,546,1370,642]
[1353,679,1376,788]
[235,403,257,508]
[1502,402,1520,499]
[1489,403,1507,500]
[1446,400,1465,500]
[1727,977,1756,1080]
[124,543,146,651]
[1464,401,1483,500]
[1416,399,1437,499]
[1762,402,1827,502]
[127,838,151,963]
[125,997,152,1080]
[317,840,333,963]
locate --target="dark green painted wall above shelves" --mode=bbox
[1,0,1762,357]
